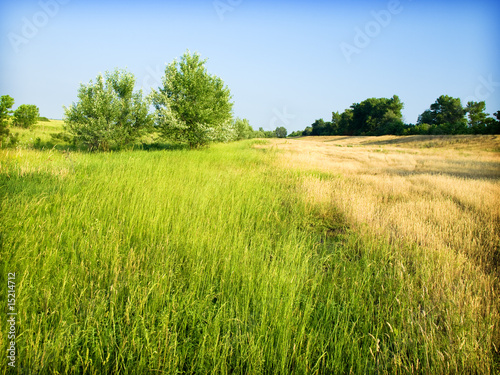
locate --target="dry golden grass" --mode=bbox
[260,135,500,274]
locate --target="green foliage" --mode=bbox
[417,95,467,134]
[151,51,234,148]
[302,96,404,137]
[0,95,15,146]
[348,95,404,135]
[404,98,499,135]
[38,116,50,122]
[288,130,303,137]
[233,117,254,140]
[50,131,74,144]
[296,93,499,137]
[275,126,287,138]
[311,118,327,135]
[13,104,39,129]
[64,68,152,151]
[302,126,313,136]
[467,101,493,134]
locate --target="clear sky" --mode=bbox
[1,0,499,132]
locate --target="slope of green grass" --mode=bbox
[0,141,498,374]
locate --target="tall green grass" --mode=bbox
[0,141,497,373]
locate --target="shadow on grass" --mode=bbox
[135,142,189,151]
[28,139,189,153]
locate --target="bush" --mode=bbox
[13,104,39,128]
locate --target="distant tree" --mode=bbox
[13,104,39,129]
[311,119,326,136]
[431,95,466,126]
[302,126,312,136]
[151,51,234,148]
[487,110,500,134]
[417,109,434,126]
[375,110,405,135]
[348,95,404,135]
[275,126,287,138]
[0,95,15,146]
[263,129,277,138]
[330,111,342,135]
[338,109,353,135]
[64,68,152,151]
[233,118,254,140]
[254,127,266,138]
[288,130,303,137]
[466,101,489,133]
[418,95,467,134]
[403,123,430,135]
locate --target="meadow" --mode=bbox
[0,122,499,374]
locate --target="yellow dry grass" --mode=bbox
[259,135,500,274]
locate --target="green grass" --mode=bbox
[0,140,498,374]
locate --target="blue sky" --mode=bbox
[1,0,499,132]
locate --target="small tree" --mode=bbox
[151,51,234,148]
[0,95,15,146]
[64,69,152,151]
[234,118,254,140]
[275,126,287,138]
[13,104,39,129]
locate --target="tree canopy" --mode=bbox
[13,104,39,129]
[151,51,234,148]
[64,69,152,151]
[294,94,499,137]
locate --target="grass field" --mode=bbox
[1,124,499,374]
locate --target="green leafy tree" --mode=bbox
[418,95,467,134]
[233,118,254,140]
[329,111,342,135]
[151,51,234,148]
[13,104,39,129]
[417,110,434,126]
[288,130,303,137]
[465,101,489,133]
[311,119,326,135]
[254,127,266,138]
[302,126,312,136]
[348,95,404,135]
[64,69,152,151]
[275,126,287,138]
[0,95,15,146]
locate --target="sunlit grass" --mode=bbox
[0,136,498,374]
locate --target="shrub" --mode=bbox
[13,104,40,128]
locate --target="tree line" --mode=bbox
[289,95,500,137]
[0,96,40,147]
[1,51,288,151]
